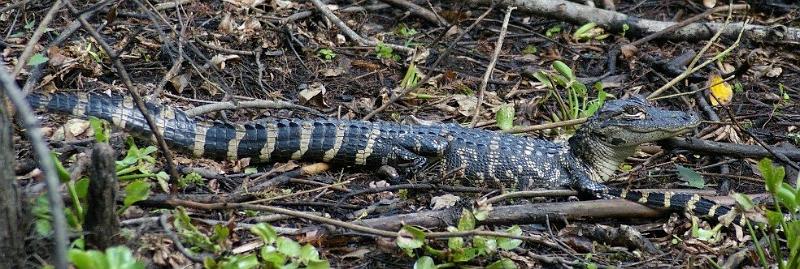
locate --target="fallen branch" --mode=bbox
[464,0,800,43]
[380,0,447,26]
[661,137,800,161]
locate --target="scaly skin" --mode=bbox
[26,92,743,225]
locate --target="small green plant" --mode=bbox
[778,83,791,101]
[621,23,630,37]
[316,48,336,61]
[174,207,225,253]
[572,22,609,41]
[177,172,205,189]
[396,209,521,268]
[676,165,706,189]
[495,104,515,131]
[116,139,170,191]
[522,44,538,55]
[69,246,144,269]
[395,23,418,38]
[375,42,400,61]
[532,60,607,122]
[400,62,421,89]
[545,24,562,37]
[28,53,49,66]
[737,158,800,269]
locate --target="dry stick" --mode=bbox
[309,0,412,54]
[465,0,799,42]
[363,5,495,120]
[469,6,515,128]
[62,0,182,182]
[624,4,749,51]
[0,67,68,269]
[166,199,557,246]
[380,0,446,26]
[183,99,323,117]
[661,138,800,162]
[11,0,65,77]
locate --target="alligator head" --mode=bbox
[569,95,701,181]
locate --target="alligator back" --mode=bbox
[26,93,449,167]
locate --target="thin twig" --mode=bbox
[63,0,182,182]
[470,6,515,127]
[0,66,69,269]
[309,0,412,53]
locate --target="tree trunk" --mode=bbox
[0,92,25,268]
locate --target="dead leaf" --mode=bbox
[342,248,371,259]
[708,74,732,106]
[453,94,477,116]
[766,66,782,77]
[703,0,716,8]
[431,194,460,210]
[169,73,190,93]
[621,44,638,59]
[219,13,234,33]
[210,54,240,70]
[298,82,328,107]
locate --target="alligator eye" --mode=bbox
[622,106,646,119]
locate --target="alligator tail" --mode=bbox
[606,187,745,226]
[26,93,447,165]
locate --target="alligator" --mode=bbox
[25,92,744,225]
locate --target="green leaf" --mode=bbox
[497,226,523,250]
[545,24,561,37]
[776,184,797,212]
[211,224,230,245]
[732,193,754,211]
[219,254,258,269]
[496,104,515,131]
[532,71,554,90]
[298,244,320,264]
[69,249,107,269]
[105,246,145,269]
[122,180,151,209]
[397,225,425,256]
[765,210,784,228]
[487,258,517,269]
[251,223,278,244]
[453,247,480,262]
[51,153,71,183]
[573,22,597,40]
[552,60,574,81]
[413,256,435,269]
[89,117,110,143]
[306,260,330,269]
[473,236,498,255]
[400,62,420,89]
[276,237,302,257]
[75,177,90,200]
[243,167,258,175]
[448,236,464,250]
[759,158,785,193]
[458,209,476,231]
[28,53,49,66]
[676,165,705,189]
[260,248,286,267]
